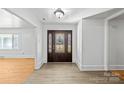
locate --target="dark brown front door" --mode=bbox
[48,30,72,62]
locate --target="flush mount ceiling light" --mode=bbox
[54,8,64,19]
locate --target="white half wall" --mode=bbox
[80,19,105,71]
[42,24,77,63]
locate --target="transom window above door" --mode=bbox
[0,34,19,50]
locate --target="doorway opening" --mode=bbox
[47,30,72,62]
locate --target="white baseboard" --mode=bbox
[75,62,82,71]
[80,65,104,71]
[35,62,124,71]
[35,62,44,70]
[79,65,124,71]
[108,65,124,70]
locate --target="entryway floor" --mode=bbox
[24,63,124,84]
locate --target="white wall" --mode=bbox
[42,24,77,63]
[77,20,83,70]
[81,19,104,71]
[0,28,36,58]
[109,19,124,70]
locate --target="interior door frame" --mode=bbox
[47,30,72,62]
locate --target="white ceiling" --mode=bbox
[4,8,115,26]
[0,8,119,28]
[0,9,33,28]
[28,8,113,24]
[30,8,87,24]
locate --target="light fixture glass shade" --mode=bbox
[54,8,64,19]
[55,12,64,19]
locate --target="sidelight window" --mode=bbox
[48,33,52,53]
[67,33,71,53]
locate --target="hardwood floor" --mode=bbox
[0,58,34,84]
[0,59,124,84]
[25,63,124,84]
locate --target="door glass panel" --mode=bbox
[55,33,65,53]
[49,33,52,53]
[68,33,71,53]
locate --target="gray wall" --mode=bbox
[109,19,124,70]
[81,19,104,70]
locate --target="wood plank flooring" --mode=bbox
[25,63,124,84]
[0,58,34,84]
